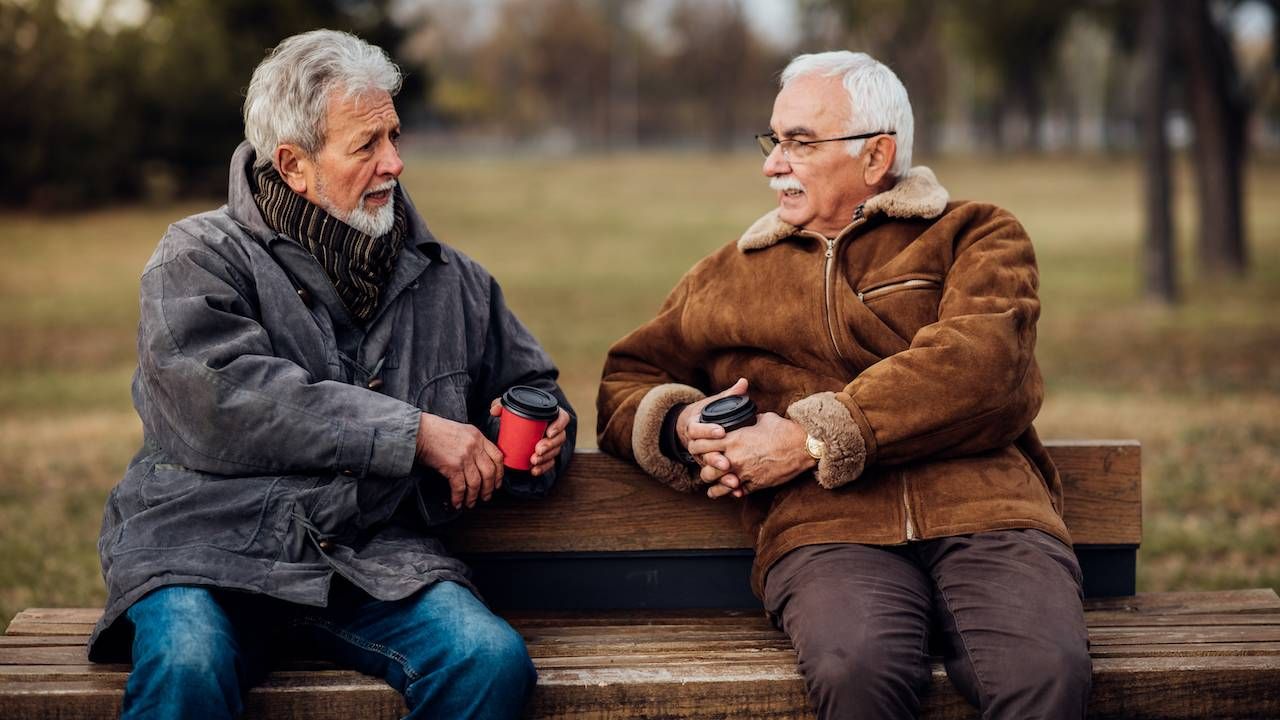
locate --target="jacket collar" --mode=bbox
[737,166,950,252]
[225,140,447,264]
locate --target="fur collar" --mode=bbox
[737,166,950,252]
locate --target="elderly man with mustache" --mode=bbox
[598,51,1091,719]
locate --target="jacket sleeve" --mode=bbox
[471,277,577,498]
[597,276,708,492]
[787,209,1043,490]
[134,233,419,478]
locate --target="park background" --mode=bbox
[1,0,1277,627]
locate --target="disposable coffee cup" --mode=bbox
[498,386,560,470]
[699,395,757,432]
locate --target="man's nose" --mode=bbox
[762,145,790,176]
[379,142,404,178]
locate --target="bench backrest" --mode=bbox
[443,441,1141,607]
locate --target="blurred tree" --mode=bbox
[1138,0,1178,303]
[947,0,1076,151]
[0,0,143,208]
[814,0,947,158]
[665,0,756,150]
[1171,0,1249,277]
[473,0,615,146]
[0,0,423,208]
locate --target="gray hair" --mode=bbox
[780,51,914,179]
[243,29,402,168]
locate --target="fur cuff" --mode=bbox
[632,383,706,492]
[787,392,867,490]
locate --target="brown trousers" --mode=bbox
[763,530,1091,720]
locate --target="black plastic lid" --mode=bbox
[699,395,757,432]
[501,385,560,421]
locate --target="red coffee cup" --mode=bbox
[497,386,560,470]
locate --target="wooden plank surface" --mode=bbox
[10,588,1275,637]
[442,442,1141,553]
[5,589,1279,719]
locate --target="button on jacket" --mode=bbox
[90,142,576,660]
[597,167,1067,597]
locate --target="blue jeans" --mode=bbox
[121,580,535,720]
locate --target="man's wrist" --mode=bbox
[659,403,696,466]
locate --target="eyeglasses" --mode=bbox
[755,130,896,162]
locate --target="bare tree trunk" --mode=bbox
[1171,0,1248,277]
[1140,0,1177,303]
[606,0,637,151]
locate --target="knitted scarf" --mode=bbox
[253,165,406,322]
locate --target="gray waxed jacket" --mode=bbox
[89,142,576,661]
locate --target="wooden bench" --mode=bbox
[4,441,1279,718]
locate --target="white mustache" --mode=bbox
[769,176,805,194]
[361,179,398,204]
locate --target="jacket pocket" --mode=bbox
[855,273,943,342]
[121,468,283,556]
[856,274,942,302]
[416,369,472,423]
[140,463,202,508]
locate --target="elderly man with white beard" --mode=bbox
[89,30,575,720]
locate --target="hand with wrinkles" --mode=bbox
[416,412,504,509]
[688,412,816,499]
[676,378,750,478]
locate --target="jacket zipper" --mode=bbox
[821,214,866,361]
[857,278,939,302]
[823,237,844,360]
[902,471,916,540]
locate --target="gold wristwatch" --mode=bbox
[804,433,826,461]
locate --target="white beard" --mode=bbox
[316,177,398,237]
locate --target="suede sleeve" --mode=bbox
[596,275,708,491]
[790,208,1043,487]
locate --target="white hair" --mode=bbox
[780,51,914,179]
[243,29,402,168]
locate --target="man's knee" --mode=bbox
[799,641,929,717]
[129,587,239,671]
[990,640,1092,717]
[403,612,534,717]
[453,617,536,690]
[124,587,245,717]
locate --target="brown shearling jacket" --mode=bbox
[596,167,1070,596]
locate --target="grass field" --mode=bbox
[2,151,1278,626]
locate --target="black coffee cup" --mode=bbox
[699,395,757,432]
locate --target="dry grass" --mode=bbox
[1,152,1277,625]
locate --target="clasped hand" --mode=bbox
[415,400,571,509]
[677,379,815,499]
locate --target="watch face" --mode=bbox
[806,434,825,460]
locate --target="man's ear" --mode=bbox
[862,135,897,188]
[274,145,310,195]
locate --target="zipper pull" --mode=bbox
[825,238,834,259]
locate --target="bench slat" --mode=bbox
[11,588,1276,637]
[443,442,1141,553]
[4,655,1279,720]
